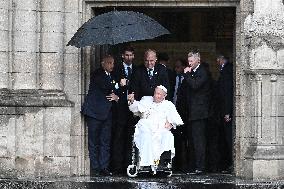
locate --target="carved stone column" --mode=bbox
[0,1,10,88]
[12,0,39,89]
[243,0,284,180]
[39,0,65,90]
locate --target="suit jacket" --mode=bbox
[81,68,117,121]
[112,62,136,124]
[216,62,233,116]
[131,64,169,100]
[184,64,211,121]
[113,62,137,102]
[176,78,189,124]
[167,68,176,102]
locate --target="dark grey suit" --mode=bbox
[216,62,233,169]
[184,64,211,171]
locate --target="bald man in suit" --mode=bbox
[131,49,169,101]
[81,55,119,176]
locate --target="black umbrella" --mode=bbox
[67,11,170,47]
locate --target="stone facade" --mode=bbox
[0,0,83,178]
[237,0,284,180]
[0,0,283,180]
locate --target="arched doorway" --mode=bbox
[81,0,239,175]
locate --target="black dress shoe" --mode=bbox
[187,169,204,175]
[100,169,113,176]
[195,169,204,175]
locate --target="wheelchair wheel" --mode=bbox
[127,165,138,177]
[166,170,172,177]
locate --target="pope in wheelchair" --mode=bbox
[127,85,184,177]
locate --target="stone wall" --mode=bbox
[0,0,85,178]
[235,0,284,180]
[0,89,74,178]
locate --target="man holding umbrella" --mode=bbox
[111,46,137,175]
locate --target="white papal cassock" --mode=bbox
[129,96,184,166]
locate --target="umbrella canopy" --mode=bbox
[67,11,170,47]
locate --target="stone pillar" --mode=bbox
[243,0,284,180]
[39,0,65,90]
[0,1,10,88]
[64,0,87,176]
[12,0,38,89]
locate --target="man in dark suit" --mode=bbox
[111,46,137,175]
[183,50,211,174]
[81,55,119,176]
[172,58,188,172]
[131,49,169,100]
[216,55,233,173]
[157,52,176,101]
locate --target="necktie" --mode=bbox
[148,69,153,79]
[127,66,132,78]
[107,73,111,82]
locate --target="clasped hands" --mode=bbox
[224,114,231,122]
[127,92,135,104]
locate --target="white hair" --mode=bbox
[188,51,200,61]
[156,85,167,94]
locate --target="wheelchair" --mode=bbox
[126,139,173,177]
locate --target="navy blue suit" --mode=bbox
[81,68,117,171]
[131,63,169,100]
[111,63,137,172]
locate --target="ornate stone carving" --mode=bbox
[245,1,284,69]
[244,0,284,39]
[249,43,277,69]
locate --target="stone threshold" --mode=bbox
[0,174,283,189]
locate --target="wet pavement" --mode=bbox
[0,173,283,189]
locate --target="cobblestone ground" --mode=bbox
[0,173,283,189]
